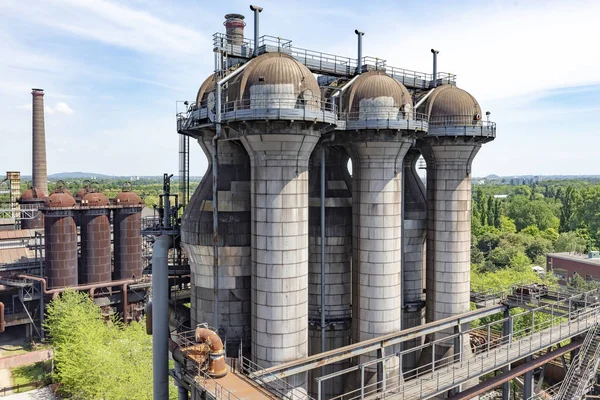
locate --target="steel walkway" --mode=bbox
[554,322,600,400]
[369,306,600,400]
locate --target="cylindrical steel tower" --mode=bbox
[79,191,111,284]
[307,143,352,398]
[402,148,427,374]
[18,187,45,229]
[42,189,77,288]
[113,188,143,280]
[181,129,252,356]
[421,84,495,364]
[341,71,420,383]
[226,52,334,393]
[31,89,48,196]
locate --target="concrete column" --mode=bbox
[181,135,251,356]
[402,149,427,374]
[241,126,320,393]
[345,132,414,382]
[423,139,481,362]
[308,144,352,398]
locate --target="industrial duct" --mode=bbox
[431,49,439,88]
[355,30,365,74]
[250,5,263,57]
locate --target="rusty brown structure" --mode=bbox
[41,189,77,288]
[113,188,143,280]
[79,191,111,284]
[18,187,45,229]
[31,89,48,196]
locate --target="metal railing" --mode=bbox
[219,98,337,125]
[554,322,600,400]
[212,32,456,88]
[239,356,315,400]
[371,302,600,399]
[318,287,600,400]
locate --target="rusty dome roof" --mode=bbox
[75,187,89,199]
[114,190,142,206]
[195,73,216,106]
[82,191,110,206]
[45,191,76,208]
[229,53,321,102]
[19,187,45,202]
[343,71,412,113]
[425,84,481,120]
[50,188,72,197]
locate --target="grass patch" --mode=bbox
[12,360,52,390]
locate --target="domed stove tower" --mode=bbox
[420,84,495,365]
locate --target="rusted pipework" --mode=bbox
[16,274,139,295]
[0,302,4,333]
[16,275,137,321]
[195,327,227,378]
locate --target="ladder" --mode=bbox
[555,322,600,400]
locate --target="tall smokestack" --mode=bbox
[224,13,245,46]
[31,88,48,196]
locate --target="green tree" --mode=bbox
[506,196,560,231]
[554,231,587,253]
[487,196,495,227]
[45,290,177,400]
[499,216,517,234]
[559,186,581,232]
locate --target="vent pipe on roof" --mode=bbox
[431,49,439,88]
[31,88,48,196]
[355,30,365,75]
[224,14,246,46]
[250,5,263,57]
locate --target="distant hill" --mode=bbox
[48,172,114,179]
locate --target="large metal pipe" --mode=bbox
[152,234,170,400]
[195,327,227,377]
[0,302,4,333]
[250,5,263,57]
[16,274,140,296]
[31,89,48,196]
[431,49,439,88]
[355,30,364,74]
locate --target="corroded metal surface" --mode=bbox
[113,189,143,280]
[42,191,77,289]
[79,192,111,284]
[18,187,45,229]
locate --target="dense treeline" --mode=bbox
[471,181,600,276]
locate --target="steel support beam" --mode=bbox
[449,341,581,400]
[253,304,506,382]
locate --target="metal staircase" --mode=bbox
[554,322,600,400]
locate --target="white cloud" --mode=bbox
[54,102,74,115]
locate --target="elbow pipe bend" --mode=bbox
[195,328,227,378]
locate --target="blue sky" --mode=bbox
[0,0,598,177]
